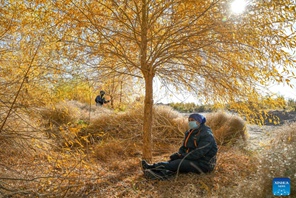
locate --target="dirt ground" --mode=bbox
[246,110,296,151]
[245,124,278,151]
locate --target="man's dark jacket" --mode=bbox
[178,124,218,171]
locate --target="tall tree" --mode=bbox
[50,0,296,161]
[0,0,74,136]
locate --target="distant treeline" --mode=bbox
[167,97,296,113]
[168,102,212,113]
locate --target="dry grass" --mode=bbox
[94,139,141,162]
[206,111,248,145]
[39,103,78,126]
[1,101,295,197]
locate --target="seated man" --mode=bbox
[141,113,218,180]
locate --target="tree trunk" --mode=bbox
[143,74,153,162]
[140,0,153,162]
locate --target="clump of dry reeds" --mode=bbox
[81,105,185,142]
[206,111,248,145]
[153,105,186,138]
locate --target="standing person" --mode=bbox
[141,113,218,180]
[95,90,110,106]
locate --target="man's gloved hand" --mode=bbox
[170,152,183,160]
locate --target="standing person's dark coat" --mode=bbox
[95,90,110,106]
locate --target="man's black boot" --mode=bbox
[143,169,175,180]
[141,160,155,170]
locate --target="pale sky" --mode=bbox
[154,80,296,104]
[268,83,296,100]
[154,1,296,104]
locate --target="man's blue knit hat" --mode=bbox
[189,113,206,124]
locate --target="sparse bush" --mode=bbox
[287,98,296,111]
[169,102,211,113]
